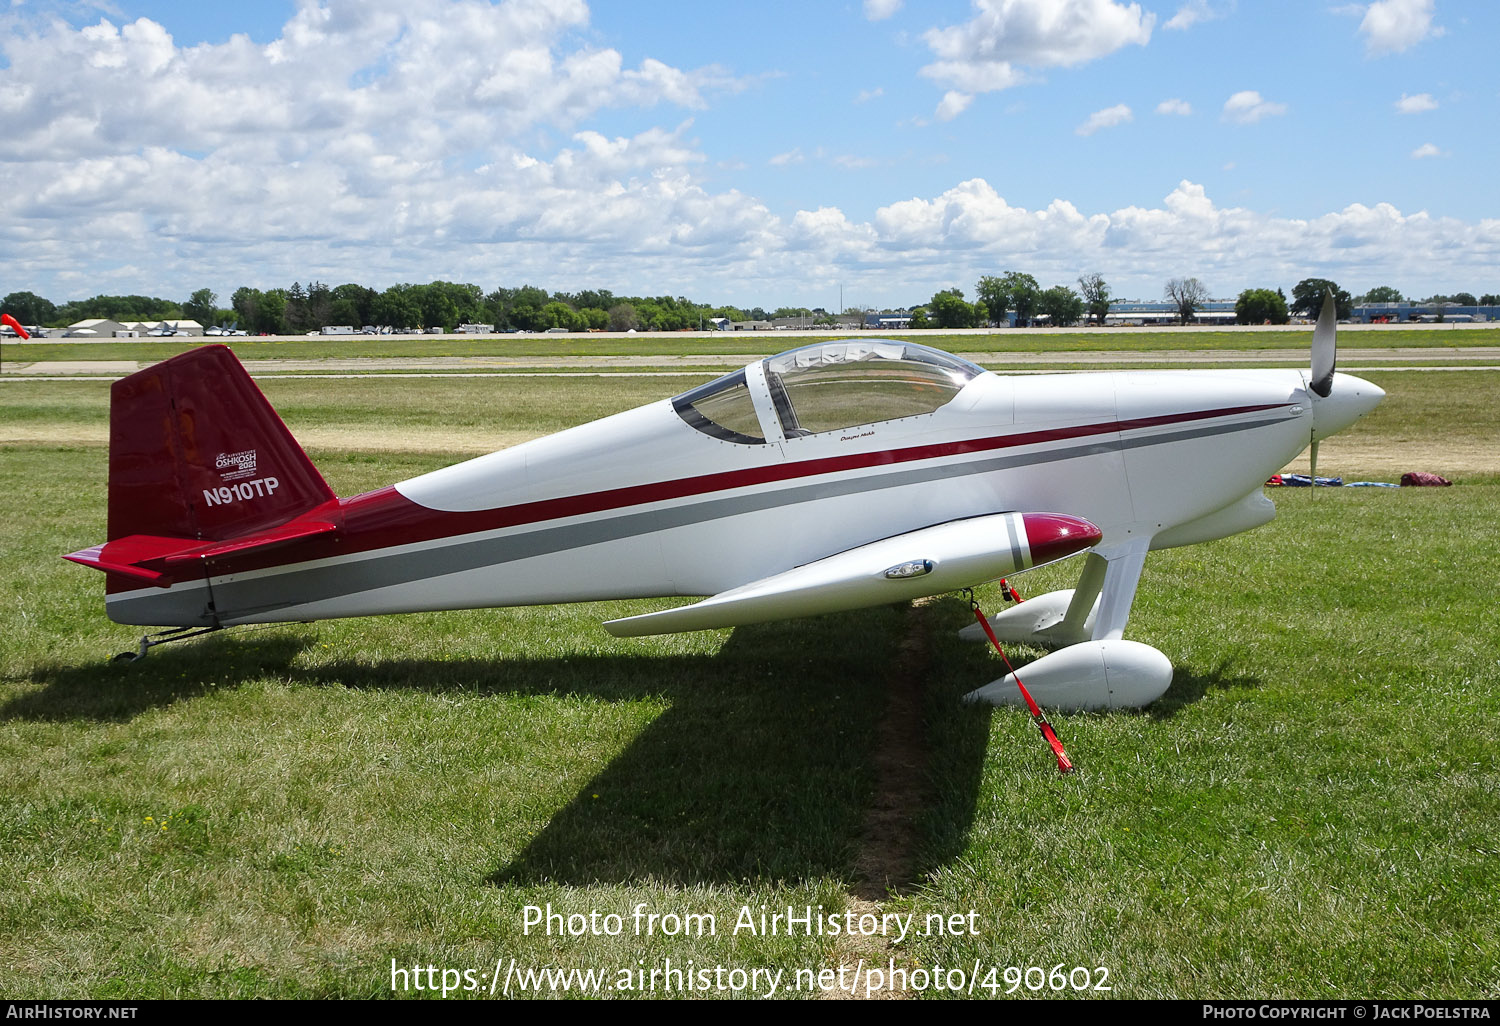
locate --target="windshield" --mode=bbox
[670,369,767,444]
[763,340,981,437]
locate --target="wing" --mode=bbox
[602,511,1100,637]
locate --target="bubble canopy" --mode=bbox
[672,340,984,444]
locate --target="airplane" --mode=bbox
[63,294,1382,713]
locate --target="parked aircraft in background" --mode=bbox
[65,296,1380,710]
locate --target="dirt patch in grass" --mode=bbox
[851,600,932,901]
[1280,439,1498,479]
[0,423,539,456]
[821,600,935,1001]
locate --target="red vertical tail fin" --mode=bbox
[108,345,334,542]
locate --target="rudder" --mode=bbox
[108,345,334,542]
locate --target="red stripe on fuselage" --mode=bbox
[146,402,1288,584]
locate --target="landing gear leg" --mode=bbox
[113,625,223,663]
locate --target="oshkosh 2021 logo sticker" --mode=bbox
[215,449,258,481]
[205,449,277,506]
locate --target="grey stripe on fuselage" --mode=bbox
[109,414,1287,623]
[1002,509,1026,568]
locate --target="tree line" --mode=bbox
[4,278,1497,334]
[906,275,1500,329]
[906,273,1111,329]
[0,283,829,334]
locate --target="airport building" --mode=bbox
[61,319,203,337]
[1352,301,1495,323]
[1100,300,1237,326]
[975,300,1239,327]
[62,318,131,337]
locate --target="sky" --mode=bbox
[1,0,1496,311]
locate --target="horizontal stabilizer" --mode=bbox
[62,545,169,587]
[604,511,1099,637]
[161,518,339,567]
[64,516,340,587]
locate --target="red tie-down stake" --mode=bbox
[966,588,1074,775]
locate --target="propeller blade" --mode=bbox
[1310,438,1319,487]
[1310,291,1336,397]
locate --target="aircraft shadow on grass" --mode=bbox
[6,633,314,724]
[1146,657,1262,720]
[4,597,1259,887]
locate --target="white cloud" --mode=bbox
[854,87,884,103]
[2,4,1493,309]
[1076,103,1133,135]
[4,148,1493,309]
[568,122,705,173]
[787,206,876,252]
[1156,98,1193,116]
[1394,91,1438,113]
[1221,90,1287,123]
[1410,142,1445,158]
[1359,0,1442,55]
[852,179,1498,305]
[920,0,1153,106]
[769,149,805,166]
[863,0,903,20]
[935,90,974,121]
[1164,1,1222,31]
[0,1,771,297]
[0,3,741,163]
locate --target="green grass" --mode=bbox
[0,377,683,446]
[1,371,1496,999]
[912,484,1499,998]
[7,325,1500,364]
[5,370,1495,466]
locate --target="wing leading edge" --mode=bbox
[602,511,1100,637]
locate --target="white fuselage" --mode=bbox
[110,365,1355,629]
